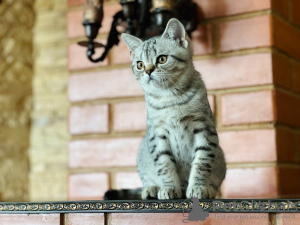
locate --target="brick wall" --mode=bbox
[67,0,300,200]
[1,212,300,225]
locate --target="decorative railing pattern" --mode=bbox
[0,199,299,214]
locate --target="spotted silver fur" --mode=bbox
[122,18,226,200]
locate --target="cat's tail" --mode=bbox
[104,188,142,200]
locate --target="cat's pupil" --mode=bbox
[137,61,144,70]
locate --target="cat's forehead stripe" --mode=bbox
[144,41,151,62]
[139,37,159,62]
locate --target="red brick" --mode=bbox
[67,4,123,39]
[113,101,147,132]
[219,15,272,52]
[208,95,215,114]
[69,104,109,135]
[110,213,194,225]
[277,213,300,225]
[67,213,105,225]
[69,137,142,168]
[275,90,300,127]
[67,11,84,39]
[0,214,60,225]
[194,0,271,18]
[272,53,292,89]
[115,172,143,189]
[68,173,109,200]
[68,68,144,102]
[68,0,85,6]
[221,90,274,125]
[208,213,269,224]
[278,167,300,196]
[276,128,296,162]
[272,0,289,18]
[110,213,269,225]
[291,0,300,26]
[219,129,276,163]
[292,62,300,93]
[194,53,273,90]
[112,39,132,65]
[273,16,300,61]
[223,167,278,198]
[68,42,108,71]
[191,24,213,55]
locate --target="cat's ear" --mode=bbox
[121,33,143,52]
[161,18,188,48]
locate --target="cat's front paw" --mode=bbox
[142,186,159,200]
[158,186,182,199]
[186,185,216,199]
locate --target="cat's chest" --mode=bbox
[151,111,194,159]
[168,127,192,159]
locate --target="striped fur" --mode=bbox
[120,18,226,200]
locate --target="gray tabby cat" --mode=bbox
[111,18,226,200]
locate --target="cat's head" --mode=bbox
[121,18,193,94]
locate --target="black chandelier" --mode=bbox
[78,0,198,63]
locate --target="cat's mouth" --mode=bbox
[147,76,169,87]
[147,75,156,83]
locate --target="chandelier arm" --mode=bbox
[86,11,124,63]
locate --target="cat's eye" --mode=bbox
[137,61,144,70]
[157,55,167,64]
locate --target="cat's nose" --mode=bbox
[145,64,155,75]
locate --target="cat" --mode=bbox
[105,18,226,200]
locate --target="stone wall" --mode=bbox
[1,0,70,201]
[0,0,34,201]
[29,0,70,201]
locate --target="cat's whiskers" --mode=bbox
[163,74,179,88]
[163,75,185,96]
[165,73,188,92]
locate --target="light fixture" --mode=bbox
[78,0,198,63]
